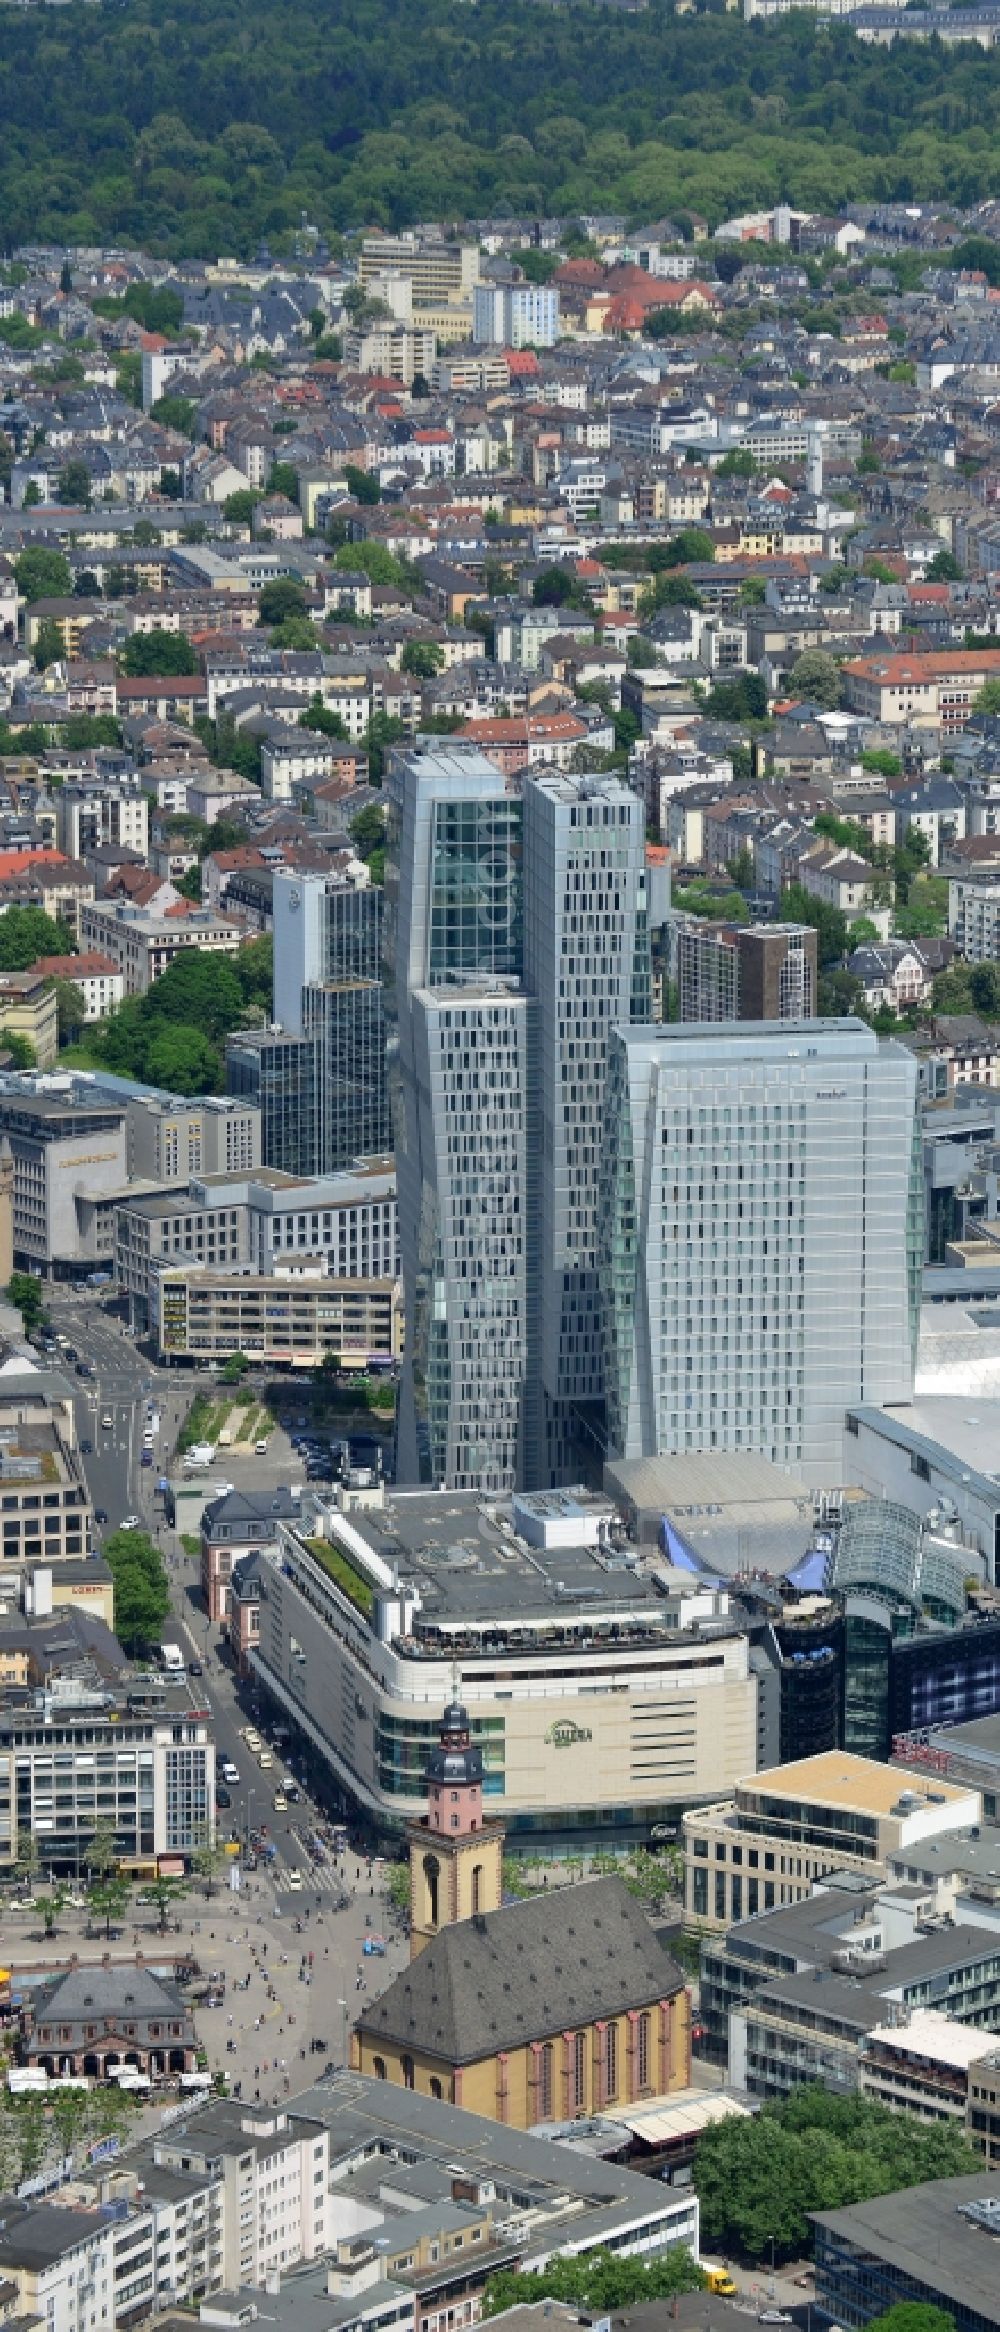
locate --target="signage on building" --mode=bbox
[544,1720,593,1748]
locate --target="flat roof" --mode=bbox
[739,1749,975,1815]
[340,1489,667,1628]
[866,2007,998,2071]
[811,2172,1000,2324]
[851,1399,1000,1504]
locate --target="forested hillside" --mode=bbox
[3,0,1000,257]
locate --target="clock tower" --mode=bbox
[407,1701,505,1959]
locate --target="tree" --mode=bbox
[2,1033,35,1071]
[925,548,962,583]
[33,619,64,672]
[13,547,71,604]
[87,1873,130,1940]
[220,1350,251,1384]
[88,1819,122,1881]
[57,458,91,508]
[386,1862,410,1915]
[269,615,319,651]
[145,1872,189,1934]
[22,482,42,508]
[267,459,299,502]
[363,713,406,782]
[191,1828,229,1896]
[344,464,380,505]
[334,540,406,586]
[38,1881,68,1938]
[299,694,348,739]
[59,259,73,295]
[350,804,386,860]
[223,488,261,525]
[400,639,445,679]
[705,672,768,721]
[695,2087,977,2263]
[970,962,1000,1016]
[144,1025,222,1094]
[532,564,578,607]
[8,1272,43,1334]
[102,1527,170,1653]
[119,629,197,677]
[258,577,308,626]
[74,569,100,598]
[869,2309,954,2332]
[160,467,182,499]
[47,976,87,1048]
[974,680,1000,716]
[235,935,273,1010]
[15,1828,41,1889]
[150,393,196,437]
[789,648,844,709]
[0,907,72,971]
[781,882,848,967]
[484,2246,704,2318]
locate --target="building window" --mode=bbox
[637,2011,651,2091]
[423,1854,440,1929]
[539,2042,554,2119]
[430,2077,443,2100]
[373,2058,386,2081]
[604,2022,618,2102]
[401,2055,415,2090]
[573,2030,586,2114]
[471,1863,483,1916]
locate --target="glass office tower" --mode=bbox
[602,1019,922,1484]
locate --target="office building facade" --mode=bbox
[231,866,390,1178]
[387,745,648,1491]
[386,742,531,1491]
[523,769,648,1481]
[669,917,818,1025]
[602,1020,922,1482]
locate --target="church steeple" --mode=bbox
[407,1699,505,1960]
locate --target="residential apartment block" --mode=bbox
[79,901,244,995]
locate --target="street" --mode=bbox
[23,1291,412,2110]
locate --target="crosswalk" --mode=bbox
[269,1866,350,1905]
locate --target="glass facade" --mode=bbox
[600,1023,921,1478]
[228,885,389,1177]
[428,796,523,982]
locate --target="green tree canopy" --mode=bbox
[484,2247,704,2318]
[344,464,379,505]
[150,393,196,437]
[258,577,308,626]
[119,629,198,677]
[14,547,71,603]
[143,1025,222,1094]
[401,639,445,678]
[0,906,74,970]
[781,881,848,968]
[7,1272,44,1334]
[789,648,844,709]
[102,1527,170,1653]
[694,2087,977,2263]
[223,488,261,525]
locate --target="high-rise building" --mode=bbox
[387,744,649,1492]
[473,281,561,349]
[386,741,532,1491]
[522,769,648,1480]
[227,865,389,1176]
[602,1019,922,1482]
[666,914,818,1024]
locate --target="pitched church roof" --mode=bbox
[357,1876,686,2067]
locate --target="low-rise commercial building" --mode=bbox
[0,1081,128,1277]
[150,1260,402,1368]
[22,1961,197,2080]
[201,1485,303,1625]
[813,2175,1000,2332]
[684,1748,980,1932]
[116,1160,396,1332]
[0,1663,216,1874]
